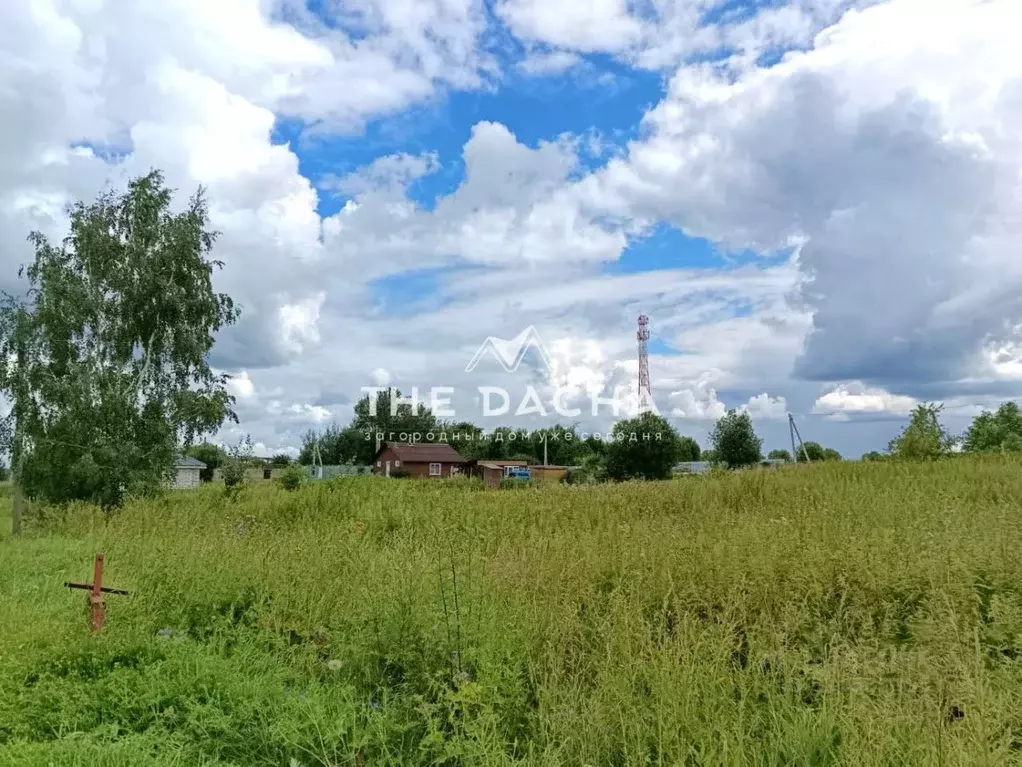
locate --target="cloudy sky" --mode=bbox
[2,0,1020,458]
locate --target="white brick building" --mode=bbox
[171,455,206,489]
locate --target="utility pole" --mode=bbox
[788,413,811,463]
[543,433,548,466]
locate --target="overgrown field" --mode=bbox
[2,458,1022,765]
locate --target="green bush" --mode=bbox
[278,466,305,491]
[499,477,535,489]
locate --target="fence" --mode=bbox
[306,465,373,479]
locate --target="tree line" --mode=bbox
[291,389,835,482]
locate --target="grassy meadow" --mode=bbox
[1,458,1022,765]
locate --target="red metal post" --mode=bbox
[89,553,106,634]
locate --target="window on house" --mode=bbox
[376,460,381,467]
[394,460,401,467]
[429,462,442,476]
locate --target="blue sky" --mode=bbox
[2,0,1019,458]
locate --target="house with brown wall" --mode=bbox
[371,443,468,478]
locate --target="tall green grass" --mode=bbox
[1,458,1021,765]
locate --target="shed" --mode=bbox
[372,443,468,479]
[172,455,206,489]
[465,459,529,488]
[530,465,572,484]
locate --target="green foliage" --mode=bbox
[701,448,720,465]
[605,412,682,481]
[389,468,412,479]
[525,424,584,466]
[581,433,608,457]
[0,171,239,508]
[888,403,957,460]
[676,435,701,462]
[710,410,763,468]
[1002,433,1022,453]
[862,451,887,462]
[798,442,826,462]
[963,401,1022,453]
[565,452,608,484]
[298,423,365,466]
[277,465,305,491]
[794,442,842,462]
[499,477,536,490]
[270,453,293,467]
[185,442,226,482]
[221,436,252,499]
[768,449,792,462]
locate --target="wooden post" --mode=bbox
[90,553,106,633]
[64,553,129,634]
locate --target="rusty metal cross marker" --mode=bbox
[64,553,129,634]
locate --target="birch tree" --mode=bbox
[0,171,239,508]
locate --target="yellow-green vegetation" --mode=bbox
[2,458,1022,765]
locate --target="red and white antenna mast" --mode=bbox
[637,314,652,414]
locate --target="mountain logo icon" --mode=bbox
[465,326,554,374]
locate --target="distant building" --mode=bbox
[530,465,573,484]
[465,459,529,488]
[372,443,468,478]
[172,455,206,489]
[675,461,711,475]
[305,464,372,480]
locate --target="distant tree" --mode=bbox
[299,423,366,466]
[185,442,227,482]
[796,442,825,462]
[710,410,763,469]
[580,433,608,460]
[822,447,842,461]
[677,435,701,462]
[888,403,956,459]
[861,451,886,462]
[566,452,608,484]
[963,401,1022,453]
[768,449,792,462]
[1002,433,1022,453]
[221,435,253,499]
[270,453,292,467]
[298,391,447,468]
[605,412,682,481]
[701,448,720,465]
[0,171,239,509]
[0,460,9,482]
[529,424,584,466]
[447,421,486,460]
[474,426,531,462]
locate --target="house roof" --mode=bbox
[376,442,467,464]
[174,455,207,469]
[467,459,528,468]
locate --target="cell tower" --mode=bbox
[637,314,653,414]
